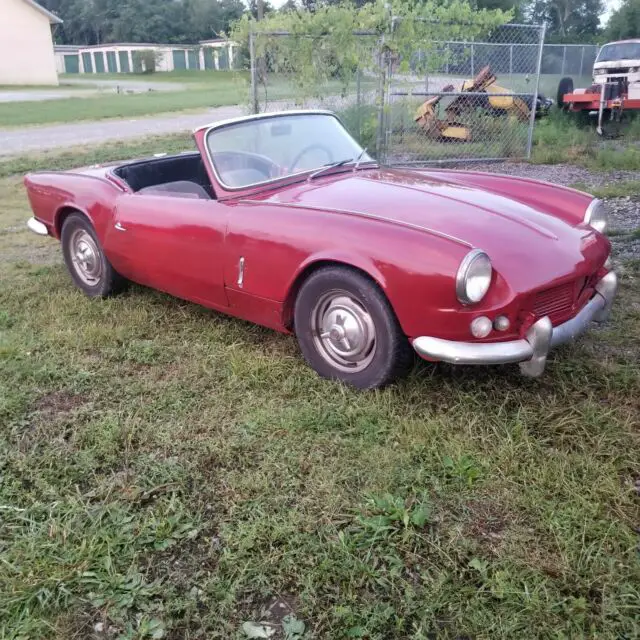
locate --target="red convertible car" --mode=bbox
[24,110,616,389]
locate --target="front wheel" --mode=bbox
[61,212,126,297]
[294,266,413,389]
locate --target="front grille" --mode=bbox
[533,281,575,323]
[606,66,630,74]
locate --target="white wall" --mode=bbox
[0,0,59,85]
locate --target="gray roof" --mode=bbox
[23,0,63,24]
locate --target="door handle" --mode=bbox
[114,222,127,232]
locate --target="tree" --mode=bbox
[606,0,640,40]
[41,0,246,45]
[528,0,603,41]
[232,0,512,106]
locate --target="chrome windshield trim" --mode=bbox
[202,111,364,193]
[194,109,335,135]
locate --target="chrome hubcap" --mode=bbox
[70,229,102,286]
[312,290,376,372]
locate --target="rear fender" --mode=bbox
[24,172,121,242]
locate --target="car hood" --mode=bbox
[265,167,607,292]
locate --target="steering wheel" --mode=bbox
[290,144,333,171]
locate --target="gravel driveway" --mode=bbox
[0,105,244,157]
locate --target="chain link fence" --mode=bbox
[385,22,545,165]
[248,20,546,165]
[248,29,380,150]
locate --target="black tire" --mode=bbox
[61,212,126,297]
[294,266,413,389]
[557,77,574,110]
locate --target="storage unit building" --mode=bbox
[0,0,62,85]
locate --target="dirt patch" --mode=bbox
[261,594,300,628]
[34,390,86,416]
[462,499,509,549]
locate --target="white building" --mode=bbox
[0,0,62,85]
[55,40,237,75]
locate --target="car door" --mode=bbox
[104,192,229,309]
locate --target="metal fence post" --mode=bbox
[356,68,362,141]
[470,42,474,76]
[579,45,585,77]
[509,44,513,75]
[561,45,566,76]
[376,36,386,161]
[249,31,258,114]
[526,24,546,159]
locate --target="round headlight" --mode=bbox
[456,249,492,305]
[584,199,607,234]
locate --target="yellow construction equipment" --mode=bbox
[415,66,531,142]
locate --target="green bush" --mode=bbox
[132,50,160,74]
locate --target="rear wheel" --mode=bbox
[557,77,574,110]
[294,266,413,389]
[61,212,126,297]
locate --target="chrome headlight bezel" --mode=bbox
[456,249,492,305]
[584,198,607,234]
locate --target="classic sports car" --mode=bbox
[24,110,616,389]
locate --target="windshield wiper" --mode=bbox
[308,158,354,181]
[353,147,369,171]
[308,148,374,181]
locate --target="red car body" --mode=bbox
[24,110,616,381]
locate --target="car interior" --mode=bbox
[113,150,280,199]
[113,153,214,199]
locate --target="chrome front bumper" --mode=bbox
[27,217,49,236]
[412,271,618,377]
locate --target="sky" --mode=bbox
[267,0,624,26]
[602,0,623,24]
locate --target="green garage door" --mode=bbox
[118,51,130,73]
[172,50,186,70]
[106,51,117,73]
[188,49,199,70]
[94,51,105,73]
[203,48,214,70]
[64,54,79,73]
[81,52,93,73]
[218,47,228,70]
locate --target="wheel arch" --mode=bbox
[282,256,389,331]
[54,204,92,239]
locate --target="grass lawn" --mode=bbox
[0,71,365,129]
[0,72,250,128]
[1,139,639,638]
[58,70,241,84]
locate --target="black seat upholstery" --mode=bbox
[137,180,211,200]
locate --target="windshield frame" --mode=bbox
[596,41,640,63]
[202,110,371,193]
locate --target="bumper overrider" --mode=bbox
[412,271,618,377]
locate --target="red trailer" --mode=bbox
[557,39,640,134]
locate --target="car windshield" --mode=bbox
[596,42,640,62]
[205,113,373,189]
